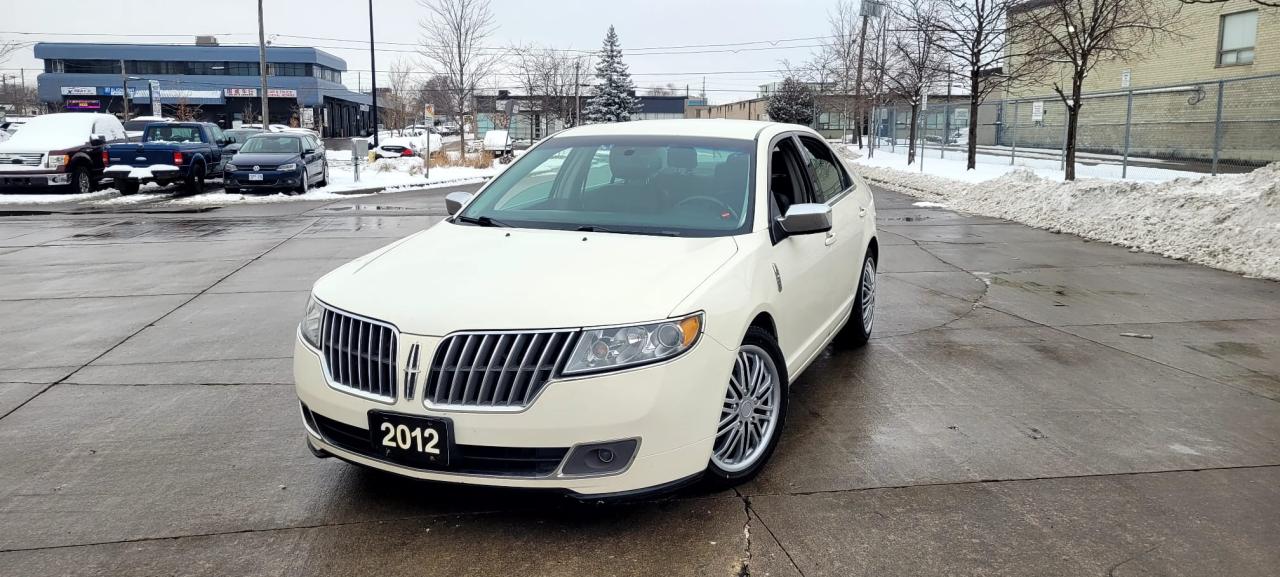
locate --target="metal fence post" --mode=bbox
[1010,101,1018,166]
[942,103,950,159]
[1060,101,1070,172]
[1212,80,1225,176]
[890,108,896,153]
[1121,88,1133,179]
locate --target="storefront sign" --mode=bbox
[149,80,163,117]
[60,86,97,96]
[223,88,299,98]
[65,99,101,110]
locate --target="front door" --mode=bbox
[764,135,838,371]
[797,134,865,326]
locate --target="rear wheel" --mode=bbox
[316,161,328,187]
[705,326,788,486]
[835,251,877,348]
[185,165,206,194]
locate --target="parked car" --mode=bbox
[374,133,442,159]
[483,129,513,160]
[1,116,32,135]
[225,132,328,194]
[437,121,460,136]
[121,115,173,141]
[0,112,126,193]
[221,128,260,154]
[104,122,229,194]
[293,119,879,498]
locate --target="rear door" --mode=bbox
[796,135,865,323]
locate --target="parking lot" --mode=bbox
[0,185,1277,576]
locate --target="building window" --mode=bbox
[269,63,309,77]
[1219,10,1257,66]
[226,62,260,76]
[60,60,121,74]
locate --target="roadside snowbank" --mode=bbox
[325,156,497,194]
[844,146,1280,280]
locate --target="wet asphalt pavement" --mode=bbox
[0,185,1277,576]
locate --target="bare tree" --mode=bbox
[415,75,455,121]
[931,0,1047,170]
[166,93,202,121]
[0,40,21,64]
[383,59,418,134]
[1182,0,1278,6]
[1015,0,1182,180]
[512,45,584,134]
[885,0,947,165]
[820,0,863,144]
[418,0,501,163]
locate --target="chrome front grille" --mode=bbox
[320,307,398,401]
[0,153,44,167]
[425,331,576,409]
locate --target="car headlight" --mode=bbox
[278,163,297,172]
[225,163,237,172]
[300,297,323,348]
[563,313,702,375]
[45,154,69,170]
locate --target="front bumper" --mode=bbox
[0,171,70,189]
[293,331,734,496]
[226,170,301,190]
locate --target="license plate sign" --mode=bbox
[368,411,451,467]
[248,173,263,181]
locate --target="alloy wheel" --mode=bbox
[712,345,781,473]
[77,171,90,194]
[861,257,876,334]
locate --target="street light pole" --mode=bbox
[120,60,130,122]
[368,0,379,146]
[257,0,269,129]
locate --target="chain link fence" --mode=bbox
[868,73,1280,177]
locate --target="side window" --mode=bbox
[798,136,851,203]
[209,125,225,144]
[768,137,813,219]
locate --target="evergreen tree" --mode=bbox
[766,77,815,126]
[583,26,638,123]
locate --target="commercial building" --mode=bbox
[472,93,690,140]
[34,41,375,137]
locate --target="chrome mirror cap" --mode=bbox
[776,203,832,235]
[444,191,474,215]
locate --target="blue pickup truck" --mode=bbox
[103,122,230,194]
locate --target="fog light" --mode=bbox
[560,439,638,476]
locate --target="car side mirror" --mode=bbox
[444,191,474,215]
[776,203,832,236]
[90,134,106,146]
[303,148,316,155]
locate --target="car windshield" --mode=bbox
[459,135,755,237]
[144,126,202,143]
[239,135,302,154]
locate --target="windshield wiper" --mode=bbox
[455,214,510,228]
[575,225,680,237]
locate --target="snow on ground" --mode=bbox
[169,189,364,205]
[324,156,498,194]
[854,147,1199,184]
[0,190,120,205]
[841,145,1280,280]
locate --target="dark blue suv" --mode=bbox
[225,133,328,194]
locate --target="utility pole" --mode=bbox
[853,6,871,148]
[257,0,269,129]
[120,59,130,121]
[368,0,379,146]
[572,59,581,126]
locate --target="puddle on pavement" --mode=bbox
[318,204,419,212]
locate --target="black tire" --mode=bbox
[116,180,139,195]
[294,169,309,195]
[69,165,92,195]
[835,250,877,348]
[316,162,328,187]
[185,165,206,194]
[704,326,789,487]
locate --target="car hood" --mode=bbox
[313,222,738,336]
[230,152,299,165]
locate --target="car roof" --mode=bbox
[554,119,792,141]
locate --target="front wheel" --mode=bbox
[69,166,92,195]
[835,251,876,348]
[704,326,788,486]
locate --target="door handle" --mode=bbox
[859,207,867,218]
[825,232,838,246]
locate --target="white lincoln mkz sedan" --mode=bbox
[295,119,878,498]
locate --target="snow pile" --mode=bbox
[0,190,118,205]
[850,145,1280,279]
[169,189,367,205]
[853,148,1198,183]
[103,164,180,180]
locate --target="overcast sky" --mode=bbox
[2,0,844,103]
